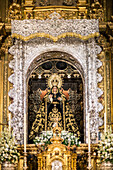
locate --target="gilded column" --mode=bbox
[37,154,43,170]
[77,0,87,19]
[72,153,77,170]
[8,54,13,132]
[24,0,34,19]
[103,47,111,130]
[98,50,105,132]
[0,55,4,132]
[103,0,106,21]
[106,19,113,130]
[5,0,8,22]
[110,48,113,130]
[0,53,4,170]
[3,49,9,125]
[97,35,112,132]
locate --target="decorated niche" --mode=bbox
[28,59,83,143]
[8,14,103,144]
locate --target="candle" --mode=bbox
[104,112,106,133]
[87,110,92,169]
[9,113,11,133]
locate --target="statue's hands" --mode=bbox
[46,88,48,92]
[49,94,53,103]
[57,97,62,101]
[49,94,53,98]
[68,88,71,93]
[38,88,42,92]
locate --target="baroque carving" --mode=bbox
[11,17,99,42]
[97,34,112,126]
[1,36,13,124]
[89,0,104,22]
[33,9,80,20]
[9,19,103,144]
[8,3,22,23]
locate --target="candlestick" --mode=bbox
[87,110,92,170]
[23,99,27,169]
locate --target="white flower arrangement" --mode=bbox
[98,126,113,164]
[0,127,20,164]
[34,130,80,147]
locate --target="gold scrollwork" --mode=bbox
[8,3,22,22]
[12,32,100,42]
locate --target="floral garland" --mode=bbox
[98,126,113,164]
[0,127,20,164]
[34,130,80,147]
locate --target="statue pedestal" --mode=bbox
[37,125,77,170]
[37,143,77,170]
[17,143,99,170]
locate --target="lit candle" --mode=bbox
[24,110,27,169]
[87,110,91,169]
[23,85,27,169]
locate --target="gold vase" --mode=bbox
[100,161,113,170]
[2,161,15,170]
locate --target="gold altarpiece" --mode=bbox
[37,125,77,170]
[0,0,113,132]
[0,0,113,170]
[19,124,77,170]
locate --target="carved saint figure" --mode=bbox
[29,74,78,140]
[45,85,65,130]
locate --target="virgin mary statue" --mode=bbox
[29,74,78,140]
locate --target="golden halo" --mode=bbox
[48,73,62,89]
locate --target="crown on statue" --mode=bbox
[47,73,62,89]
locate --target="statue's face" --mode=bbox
[52,78,58,87]
[53,86,58,93]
